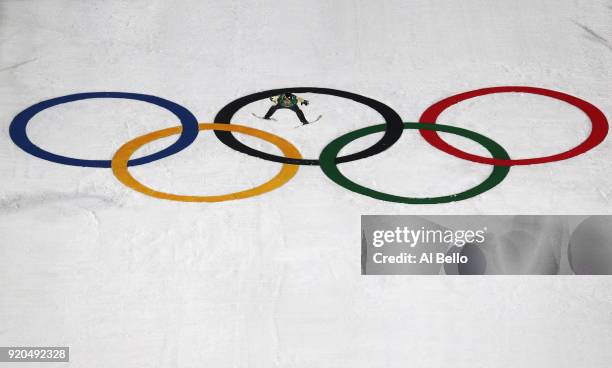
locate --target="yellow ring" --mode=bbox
[111,123,302,202]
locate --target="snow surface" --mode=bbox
[1,0,611,367]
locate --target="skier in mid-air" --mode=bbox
[259,93,319,125]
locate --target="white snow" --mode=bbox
[1,0,611,367]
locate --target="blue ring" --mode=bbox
[9,92,199,168]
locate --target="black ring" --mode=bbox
[213,87,404,165]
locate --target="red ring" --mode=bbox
[418,86,608,166]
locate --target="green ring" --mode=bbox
[319,122,511,204]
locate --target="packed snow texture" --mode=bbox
[1,1,611,367]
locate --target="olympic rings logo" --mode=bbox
[9,86,608,204]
